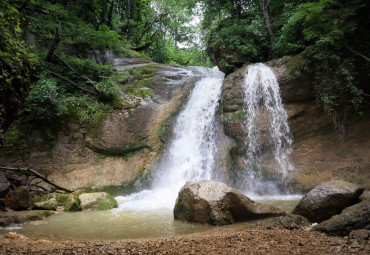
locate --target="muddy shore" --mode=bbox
[1,226,369,255]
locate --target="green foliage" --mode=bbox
[275,0,369,124]
[4,123,29,157]
[20,76,68,125]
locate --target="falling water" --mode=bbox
[241,63,294,197]
[118,67,224,210]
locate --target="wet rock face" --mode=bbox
[174,180,285,225]
[220,57,370,191]
[292,180,364,223]
[313,200,370,236]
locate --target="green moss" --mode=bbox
[63,193,81,211]
[95,195,118,210]
[37,210,55,218]
[86,183,138,197]
[92,142,151,159]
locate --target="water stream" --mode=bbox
[240,63,294,197]
[117,66,224,211]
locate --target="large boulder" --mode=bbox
[313,200,370,236]
[78,192,118,211]
[4,186,30,210]
[292,180,364,223]
[174,180,285,225]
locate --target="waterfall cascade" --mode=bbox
[117,67,224,210]
[240,63,294,196]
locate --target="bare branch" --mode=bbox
[0,166,73,193]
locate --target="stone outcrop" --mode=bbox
[78,192,117,211]
[174,180,285,225]
[5,186,30,210]
[0,171,10,197]
[0,60,202,190]
[0,210,54,227]
[292,180,364,223]
[313,199,370,236]
[220,56,370,191]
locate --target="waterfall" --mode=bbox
[117,67,224,210]
[240,63,294,197]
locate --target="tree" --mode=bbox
[258,0,274,47]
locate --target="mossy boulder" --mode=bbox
[5,186,30,210]
[78,192,118,211]
[64,192,81,212]
[31,193,68,210]
[33,197,58,210]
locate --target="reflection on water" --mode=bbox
[0,197,301,240]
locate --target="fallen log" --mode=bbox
[0,166,73,193]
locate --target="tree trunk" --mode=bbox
[258,0,274,48]
[46,26,61,62]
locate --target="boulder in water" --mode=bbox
[33,197,58,210]
[313,199,370,236]
[292,180,363,223]
[78,192,118,211]
[173,180,285,225]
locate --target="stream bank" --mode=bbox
[1,226,368,255]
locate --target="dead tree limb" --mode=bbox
[130,42,152,52]
[0,166,73,193]
[47,70,98,95]
[347,47,370,61]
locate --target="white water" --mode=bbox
[117,67,224,210]
[241,63,294,196]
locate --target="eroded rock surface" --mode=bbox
[174,180,284,225]
[292,180,364,223]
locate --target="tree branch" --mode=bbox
[347,46,370,61]
[0,166,73,193]
[47,70,98,95]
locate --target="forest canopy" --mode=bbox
[0,0,369,150]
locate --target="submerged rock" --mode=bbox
[174,180,285,225]
[78,192,118,211]
[313,199,370,236]
[292,180,363,223]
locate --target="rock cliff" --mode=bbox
[220,58,370,191]
[0,59,202,191]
